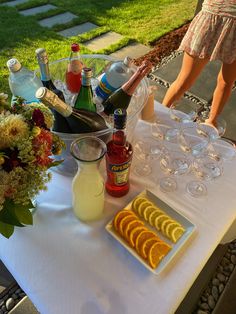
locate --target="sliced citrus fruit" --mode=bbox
[143,205,156,221]
[113,209,135,231]
[165,222,181,238]
[140,237,161,259]
[137,200,153,217]
[148,209,164,226]
[148,241,171,269]
[132,196,147,212]
[129,226,147,247]
[161,218,175,234]
[135,230,157,254]
[170,226,185,243]
[118,215,138,237]
[124,219,144,241]
[154,214,170,230]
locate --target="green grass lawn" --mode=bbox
[0,0,197,93]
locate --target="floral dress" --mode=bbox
[179,0,236,64]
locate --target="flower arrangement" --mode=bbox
[0,93,65,238]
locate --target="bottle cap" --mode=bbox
[35,87,46,99]
[114,108,127,129]
[71,43,80,52]
[7,58,21,72]
[124,56,132,67]
[82,67,92,78]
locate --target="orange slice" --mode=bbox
[148,241,171,269]
[148,209,164,226]
[113,210,135,231]
[170,226,185,243]
[132,196,147,212]
[118,215,138,237]
[124,219,144,241]
[129,226,147,247]
[137,200,153,217]
[143,205,155,221]
[135,230,157,254]
[154,214,170,230]
[140,237,161,259]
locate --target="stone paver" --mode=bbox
[57,22,98,38]
[38,12,77,28]
[19,4,57,16]
[83,31,123,51]
[9,296,39,314]
[152,54,221,102]
[1,0,28,6]
[110,42,152,60]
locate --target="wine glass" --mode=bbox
[165,102,198,142]
[133,137,163,176]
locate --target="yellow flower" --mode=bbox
[0,113,29,149]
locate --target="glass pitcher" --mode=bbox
[70,136,107,222]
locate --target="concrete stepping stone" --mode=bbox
[1,0,29,6]
[38,12,77,28]
[19,4,57,16]
[110,42,152,60]
[57,22,98,38]
[83,31,123,51]
[152,53,221,102]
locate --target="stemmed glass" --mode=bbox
[207,138,236,162]
[177,124,211,197]
[133,137,163,176]
[165,102,198,142]
[196,115,226,142]
[158,141,191,192]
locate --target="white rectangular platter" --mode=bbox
[106,189,196,275]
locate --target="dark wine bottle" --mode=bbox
[35,48,72,133]
[102,61,152,116]
[35,87,108,133]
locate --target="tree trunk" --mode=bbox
[194,0,204,16]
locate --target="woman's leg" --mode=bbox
[162,52,209,107]
[207,60,236,124]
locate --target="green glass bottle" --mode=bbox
[74,67,96,112]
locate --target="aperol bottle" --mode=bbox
[105,108,133,197]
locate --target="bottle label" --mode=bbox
[95,74,117,100]
[108,159,131,185]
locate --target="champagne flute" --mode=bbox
[207,138,236,162]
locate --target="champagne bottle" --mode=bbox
[66,43,83,93]
[74,67,96,112]
[35,48,71,133]
[102,61,152,116]
[36,87,108,133]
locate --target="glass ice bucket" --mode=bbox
[45,54,149,176]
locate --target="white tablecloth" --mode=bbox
[1,103,236,314]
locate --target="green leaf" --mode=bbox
[0,200,24,227]
[0,221,14,239]
[0,198,34,227]
[14,208,33,225]
[48,159,64,168]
